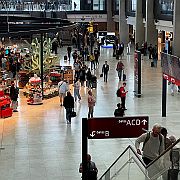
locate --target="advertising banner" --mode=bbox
[134,51,141,97]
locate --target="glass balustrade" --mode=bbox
[99,139,180,180]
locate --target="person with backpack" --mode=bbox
[117,83,128,110]
[79,154,98,180]
[10,82,19,112]
[135,123,165,165]
[116,60,124,81]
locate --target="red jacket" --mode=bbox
[120,87,127,97]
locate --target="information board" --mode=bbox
[88,116,149,139]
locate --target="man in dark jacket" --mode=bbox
[10,82,19,112]
[63,91,74,124]
[102,61,109,82]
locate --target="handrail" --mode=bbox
[99,145,146,180]
[99,138,180,180]
[146,138,180,168]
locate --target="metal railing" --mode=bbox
[99,138,180,180]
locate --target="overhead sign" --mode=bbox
[88,116,149,139]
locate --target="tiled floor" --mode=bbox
[0,46,180,180]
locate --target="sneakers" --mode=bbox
[67,121,71,124]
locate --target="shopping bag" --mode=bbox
[71,110,76,117]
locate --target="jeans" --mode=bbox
[66,108,72,122]
[88,106,94,118]
[12,100,18,111]
[153,58,157,67]
[86,80,91,88]
[118,70,123,80]
[74,89,81,101]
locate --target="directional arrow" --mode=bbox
[142,119,147,125]
[90,131,96,137]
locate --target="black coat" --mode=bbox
[63,95,74,109]
[10,86,18,101]
[102,64,109,73]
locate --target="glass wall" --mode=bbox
[93,0,105,10]
[159,0,174,15]
[131,0,136,12]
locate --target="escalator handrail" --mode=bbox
[99,138,180,180]
[146,138,180,168]
[98,145,146,180]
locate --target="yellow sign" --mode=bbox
[88,27,93,32]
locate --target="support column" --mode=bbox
[119,0,128,45]
[135,0,145,46]
[173,0,180,57]
[145,0,158,46]
[107,0,115,32]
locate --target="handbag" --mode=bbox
[71,109,76,117]
[100,74,103,77]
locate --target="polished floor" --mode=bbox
[0,46,180,180]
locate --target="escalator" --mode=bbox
[99,139,180,180]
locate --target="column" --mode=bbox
[119,0,129,45]
[107,0,115,32]
[145,0,158,46]
[173,0,180,57]
[135,0,145,46]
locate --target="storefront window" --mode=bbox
[115,0,119,11]
[131,0,136,12]
[159,0,174,14]
[93,0,105,10]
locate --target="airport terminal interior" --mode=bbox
[0,0,180,180]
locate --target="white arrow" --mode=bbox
[142,119,147,125]
[90,131,96,137]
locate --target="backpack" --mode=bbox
[116,88,121,97]
[142,132,162,151]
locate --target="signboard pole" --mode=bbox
[82,118,88,180]
[162,77,167,117]
[40,33,44,98]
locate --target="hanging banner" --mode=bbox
[161,53,180,85]
[134,51,141,97]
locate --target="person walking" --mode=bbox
[90,53,95,70]
[74,78,81,102]
[135,123,164,165]
[63,91,74,124]
[148,44,153,59]
[88,90,96,118]
[102,61,109,82]
[152,45,158,67]
[119,82,128,110]
[79,66,86,87]
[94,48,100,67]
[114,103,125,117]
[116,60,124,81]
[67,46,72,61]
[10,82,19,112]
[58,79,69,106]
[79,154,98,180]
[86,68,92,88]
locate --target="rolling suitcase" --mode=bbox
[123,74,126,81]
[64,55,67,61]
